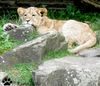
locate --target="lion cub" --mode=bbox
[3,7,96,53]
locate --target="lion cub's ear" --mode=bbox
[38,8,47,16]
[17,7,26,16]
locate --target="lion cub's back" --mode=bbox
[61,20,96,44]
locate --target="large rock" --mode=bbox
[33,56,100,86]
[5,25,36,42]
[1,31,67,67]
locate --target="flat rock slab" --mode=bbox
[33,56,100,86]
[78,48,100,57]
[1,31,67,67]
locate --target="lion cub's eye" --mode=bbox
[32,14,35,16]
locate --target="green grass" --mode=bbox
[6,63,38,86]
[0,3,100,86]
[43,49,72,61]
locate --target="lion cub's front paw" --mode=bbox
[3,23,18,31]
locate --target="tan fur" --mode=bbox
[17,7,96,53]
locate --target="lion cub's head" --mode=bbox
[17,7,47,27]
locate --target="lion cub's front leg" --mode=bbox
[3,23,18,31]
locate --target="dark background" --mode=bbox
[0,0,100,12]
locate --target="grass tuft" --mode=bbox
[43,49,72,61]
[6,63,37,86]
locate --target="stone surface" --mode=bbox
[77,48,100,57]
[1,31,67,66]
[5,24,35,42]
[96,30,100,44]
[33,56,100,86]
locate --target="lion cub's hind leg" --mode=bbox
[69,37,96,54]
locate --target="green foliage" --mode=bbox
[91,19,100,31]
[0,11,19,54]
[43,49,72,60]
[48,3,100,23]
[0,27,13,54]
[6,63,38,86]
